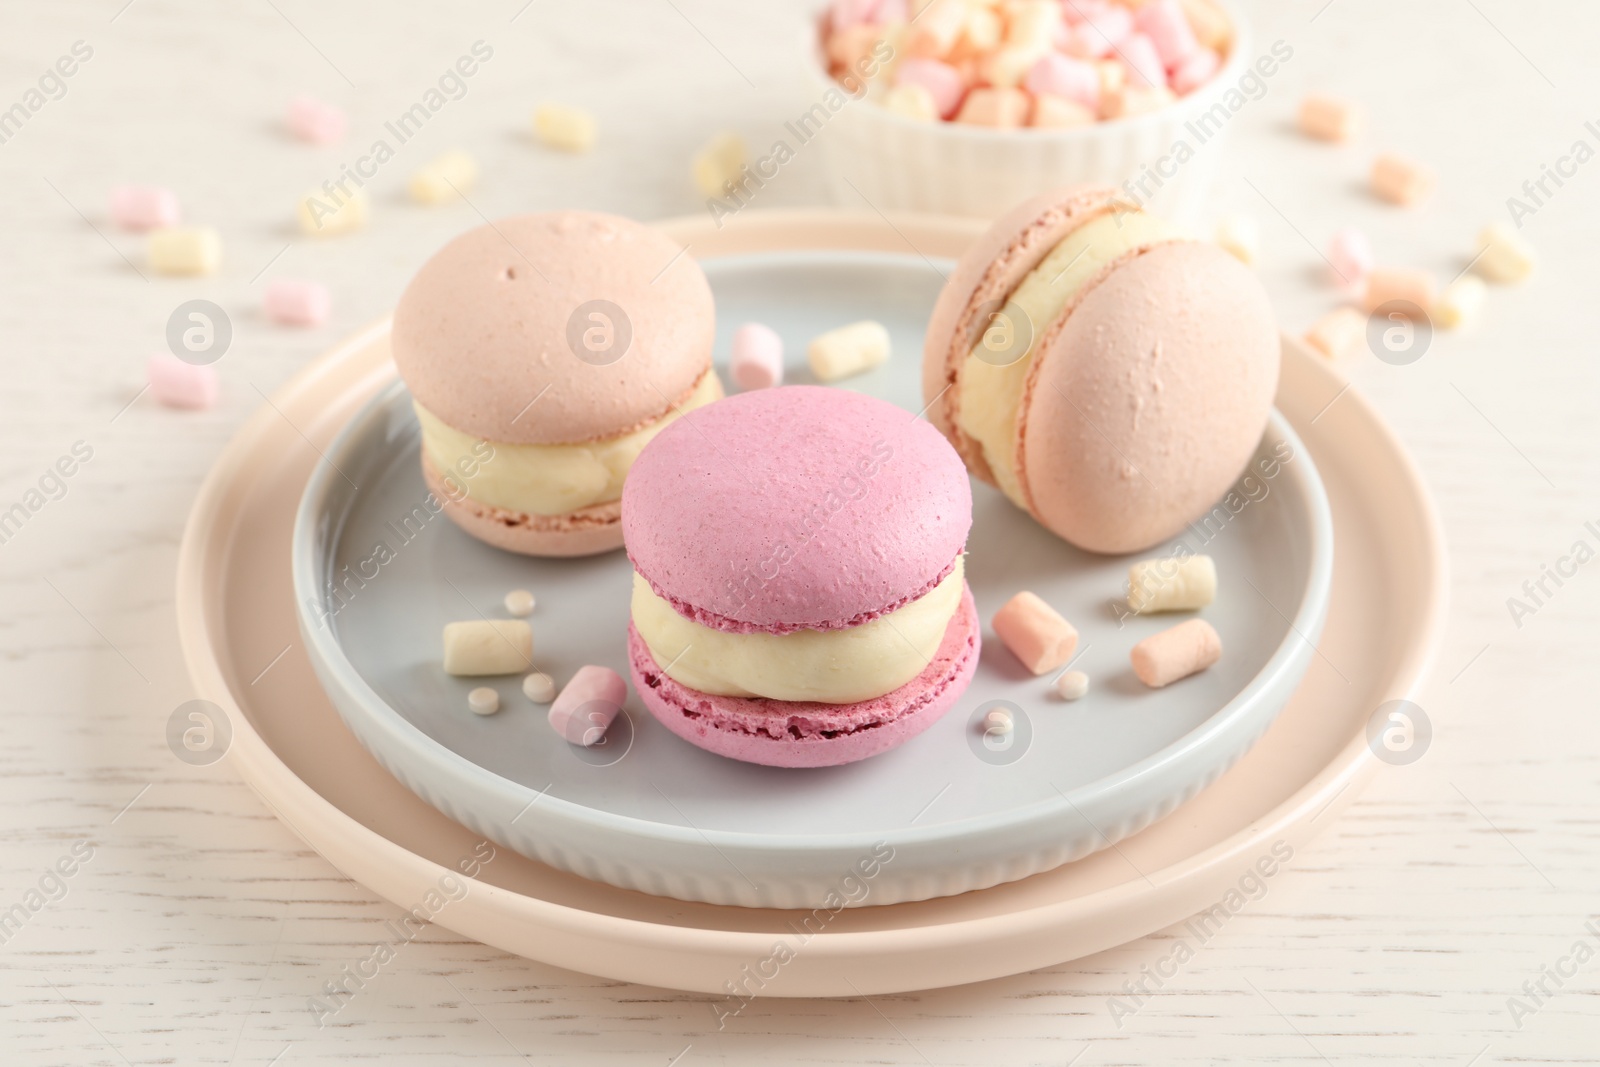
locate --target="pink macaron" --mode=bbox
[392,211,721,557]
[622,386,980,768]
[922,185,1280,554]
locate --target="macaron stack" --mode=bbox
[621,386,981,768]
[922,185,1280,553]
[392,210,721,557]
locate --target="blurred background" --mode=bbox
[2,0,1595,1063]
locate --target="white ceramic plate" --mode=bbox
[288,246,1332,909]
[179,211,1445,993]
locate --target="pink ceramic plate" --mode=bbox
[176,211,1446,996]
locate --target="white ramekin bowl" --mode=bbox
[805,1,1252,223]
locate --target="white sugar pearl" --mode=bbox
[522,672,556,704]
[503,589,535,617]
[467,687,500,716]
[982,708,1014,734]
[1055,670,1090,701]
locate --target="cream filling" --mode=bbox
[954,210,1178,506]
[415,369,722,516]
[632,559,965,705]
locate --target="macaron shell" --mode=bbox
[921,184,1124,481]
[1018,241,1280,554]
[621,386,972,633]
[393,211,714,446]
[628,584,980,768]
[422,452,624,557]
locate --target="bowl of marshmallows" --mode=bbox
[809,0,1254,221]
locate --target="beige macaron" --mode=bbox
[922,186,1280,554]
[393,211,721,556]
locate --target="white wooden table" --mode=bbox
[2,0,1595,1062]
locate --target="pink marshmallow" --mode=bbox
[548,665,626,747]
[1063,5,1131,58]
[829,0,878,31]
[1119,33,1168,90]
[1025,53,1100,110]
[1131,619,1221,688]
[1135,0,1198,69]
[1058,0,1095,26]
[992,591,1079,675]
[875,0,907,22]
[110,186,180,231]
[730,322,783,390]
[1327,228,1373,288]
[286,95,347,145]
[264,279,331,327]
[1169,46,1220,94]
[894,58,967,118]
[147,352,219,410]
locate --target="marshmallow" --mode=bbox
[1371,153,1436,207]
[1474,222,1535,283]
[503,589,536,617]
[467,687,500,716]
[147,352,220,410]
[1179,0,1231,51]
[548,664,626,747]
[1297,93,1361,143]
[883,83,941,121]
[297,188,367,236]
[807,320,891,381]
[534,103,597,153]
[1131,618,1221,688]
[1327,228,1373,288]
[442,619,533,676]
[828,24,889,80]
[1006,0,1062,51]
[1303,306,1368,362]
[1025,53,1100,109]
[895,58,967,117]
[1128,555,1217,613]
[692,132,747,198]
[1169,46,1219,94]
[829,0,879,32]
[1064,5,1132,59]
[983,46,1047,89]
[110,186,180,231]
[1055,669,1090,701]
[409,151,479,204]
[1363,267,1437,316]
[956,5,1003,58]
[1119,32,1167,89]
[286,95,347,145]
[992,591,1079,675]
[1030,93,1096,128]
[148,227,221,276]
[1434,275,1487,330]
[956,86,1030,126]
[1214,214,1259,265]
[731,322,784,390]
[522,672,556,703]
[904,0,966,57]
[264,279,330,327]
[1136,0,1198,69]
